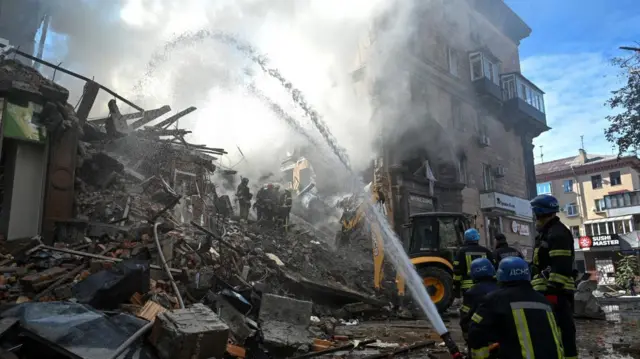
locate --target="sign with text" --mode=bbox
[579,234,620,249]
[479,192,532,221]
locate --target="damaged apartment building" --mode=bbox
[351,0,548,255]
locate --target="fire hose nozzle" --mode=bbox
[441,332,464,359]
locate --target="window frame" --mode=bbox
[594,198,606,212]
[609,171,622,186]
[483,163,494,190]
[591,175,603,189]
[447,46,459,78]
[563,179,573,193]
[565,202,578,217]
[536,182,552,195]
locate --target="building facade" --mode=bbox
[351,0,547,257]
[535,149,640,284]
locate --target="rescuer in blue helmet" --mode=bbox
[468,256,565,358]
[452,228,495,299]
[530,194,577,358]
[459,258,499,350]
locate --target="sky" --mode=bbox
[505,0,640,163]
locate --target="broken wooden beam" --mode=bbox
[155,106,197,129]
[130,105,172,129]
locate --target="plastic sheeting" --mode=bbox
[1,302,158,359]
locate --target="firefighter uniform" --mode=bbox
[468,257,565,359]
[459,258,499,346]
[531,215,577,358]
[453,229,495,297]
[493,233,524,268]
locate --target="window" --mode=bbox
[483,163,494,190]
[563,179,573,193]
[594,198,605,212]
[605,191,639,209]
[591,175,603,189]
[451,97,462,128]
[565,203,578,217]
[469,52,500,85]
[501,74,546,113]
[470,53,483,80]
[610,171,622,186]
[536,182,552,195]
[447,46,459,77]
[569,225,580,238]
[457,155,467,184]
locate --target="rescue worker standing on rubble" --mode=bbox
[492,233,524,269]
[235,177,252,222]
[459,257,499,356]
[278,187,293,230]
[254,185,269,221]
[453,228,495,298]
[530,194,577,359]
[468,256,565,359]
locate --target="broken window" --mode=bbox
[457,154,467,184]
[482,163,494,190]
[447,46,459,77]
[470,53,483,80]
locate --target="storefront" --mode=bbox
[578,233,624,285]
[479,191,534,259]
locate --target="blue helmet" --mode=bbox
[497,257,531,282]
[530,194,559,215]
[470,258,496,280]
[464,228,480,242]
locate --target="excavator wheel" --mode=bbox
[417,266,454,312]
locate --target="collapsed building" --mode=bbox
[350,0,549,257]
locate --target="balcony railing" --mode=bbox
[604,190,640,216]
[501,73,546,113]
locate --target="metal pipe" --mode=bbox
[153,222,185,309]
[106,321,154,359]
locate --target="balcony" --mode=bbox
[604,190,640,217]
[469,51,503,107]
[501,73,548,132]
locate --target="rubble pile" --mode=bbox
[0,61,445,359]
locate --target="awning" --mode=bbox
[583,215,633,225]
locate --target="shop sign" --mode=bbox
[480,192,532,221]
[3,101,46,143]
[579,234,620,249]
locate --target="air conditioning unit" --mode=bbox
[494,165,506,177]
[478,135,491,147]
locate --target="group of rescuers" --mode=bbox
[235,177,293,227]
[454,194,577,359]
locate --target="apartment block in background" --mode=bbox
[535,148,640,284]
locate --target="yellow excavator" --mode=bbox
[338,158,473,312]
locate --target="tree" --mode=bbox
[604,49,640,156]
[615,254,639,288]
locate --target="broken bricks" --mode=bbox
[150,303,230,359]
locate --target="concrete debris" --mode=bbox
[574,280,606,320]
[0,59,447,359]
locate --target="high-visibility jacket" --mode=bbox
[468,282,564,359]
[459,279,499,338]
[531,217,576,294]
[492,244,524,269]
[453,242,495,295]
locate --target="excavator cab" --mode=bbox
[395,212,472,311]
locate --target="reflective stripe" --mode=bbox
[549,249,572,257]
[533,248,539,265]
[471,313,483,323]
[565,357,577,359]
[461,305,471,313]
[531,276,548,292]
[512,308,535,359]
[461,279,474,289]
[471,347,490,359]
[549,273,576,290]
[546,310,564,359]
[510,301,551,311]
[454,261,460,266]
[453,275,462,281]
[465,253,487,274]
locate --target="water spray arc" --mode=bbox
[135,30,351,172]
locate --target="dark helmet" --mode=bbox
[495,233,507,243]
[464,228,480,242]
[470,258,496,280]
[241,178,249,184]
[530,194,559,216]
[497,257,531,282]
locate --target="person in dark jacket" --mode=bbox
[530,194,577,359]
[468,256,565,359]
[254,185,269,221]
[278,188,293,230]
[236,177,252,221]
[453,228,495,298]
[459,257,499,350]
[492,233,524,268]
